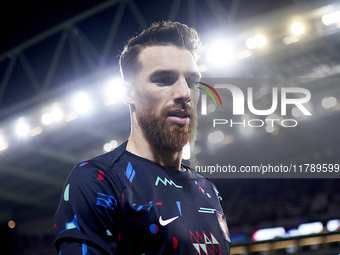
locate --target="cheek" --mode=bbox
[134,84,169,111]
[134,89,151,104]
[191,89,199,108]
[135,92,163,111]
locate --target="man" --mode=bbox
[54,21,231,254]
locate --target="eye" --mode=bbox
[153,76,176,86]
[186,78,200,89]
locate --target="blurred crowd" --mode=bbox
[223,179,340,235]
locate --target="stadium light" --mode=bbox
[283,35,300,45]
[7,220,15,229]
[51,108,63,122]
[255,35,266,47]
[0,135,8,151]
[208,131,224,144]
[16,123,29,137]
[104,77,125,106]
[252,227,285,241]
[15,117,29,137]
[292,107,302,118]
[291,22,304,35]
[206,40,235,67]
[103,139,119,152]
[327,219,340,232]
[41,113,53,125]
[322,97,337,109]
[245,38,256,50]
[30,126,43,137]
[246,35,266,49]
[265,125,275,133]
[103,143,112,152]
[322,11,340,26]
[41,102,64,125]
[73,92,93,114]
[297,222,323,235]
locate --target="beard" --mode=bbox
[136,103,198,153]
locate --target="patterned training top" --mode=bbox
[54,141,231,255]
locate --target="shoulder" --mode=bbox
[183,163,217,186]
[88,140,128,169]
[66,141,129,187]
[183,163,224,204]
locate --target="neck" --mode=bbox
[126,125,183,170]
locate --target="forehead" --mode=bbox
[138,45,199,76]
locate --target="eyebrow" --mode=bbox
[149,69,201,80]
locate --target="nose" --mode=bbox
[174,77,190,104]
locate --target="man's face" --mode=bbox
[131,45,200,153]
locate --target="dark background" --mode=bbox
[0,0,339,254]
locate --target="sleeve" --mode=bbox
[54,160,124,255]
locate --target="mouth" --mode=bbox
[167,109,190,126]
[167,109,190,118]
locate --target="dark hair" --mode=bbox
[119,21,201,82]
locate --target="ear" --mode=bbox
[122,81,135,106]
